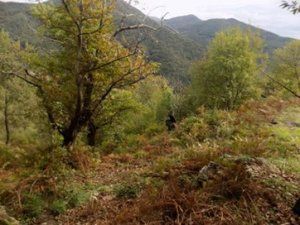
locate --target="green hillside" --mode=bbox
[166,16,293,53]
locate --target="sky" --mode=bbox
[133,0,300,39]
[1,0,299,38]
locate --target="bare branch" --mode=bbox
[83,51,137,74]
[113,24,156,38]
[13,72,41,89]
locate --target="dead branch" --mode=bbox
[262,70,300,98]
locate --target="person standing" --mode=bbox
[166,112,176,131]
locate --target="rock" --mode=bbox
[234,157,280,178]
[235,157,264,166]
[0,206,20,225]
[197,162,223,187]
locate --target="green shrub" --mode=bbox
[153,156,179,175]
[49,199,67,216]
[114,184,140,199]
[0,144,25,169]
[176,116,210,145]
[66,186,91,208]
[145,124,164,136]
[0,146,16,169]
[22,194,45,218]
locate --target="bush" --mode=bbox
[65,186,91,208]
[22,194,45,218]
[114,184,140,199]
[175,116,210,145]
[49,199,67,216]
[0,146,17,169]
[175,109,236,146]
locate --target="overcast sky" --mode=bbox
[1,0,299,38]
[133,0,300,39]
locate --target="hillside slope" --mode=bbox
[27,99,299,224]
[165,16,293,53]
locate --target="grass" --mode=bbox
[272,106,300,145]
[270,156,300,174]
[268,105,300,174]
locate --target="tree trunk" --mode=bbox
[62,112,91,148]
[4,92,10,145]
[62,129,78,148]
[87,121,97,146]
[62,120,80,148]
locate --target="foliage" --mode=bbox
[62,184,92,208]
[98,76,174,152]
[270,40,300,97]
[112,99,299,225]
[0,29,20,75]
[22,194,45,218]
[49,199,68,216]
[114,183,140,199]
[189,28,265,110]
[0,30,47,146]
[21,0,157,147]
[0,1,299,224]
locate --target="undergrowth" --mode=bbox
[0,97,299,224]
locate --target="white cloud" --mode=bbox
[135,0,300,39]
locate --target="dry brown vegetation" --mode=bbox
[13,97,296,225]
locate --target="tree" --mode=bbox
[281,1,300,14]
[269,40,300,98]
[19,0,157,147]
[0,30,45,145]
[0,30,19,145]
[133,76,173,123]
[96,76,174,151]
[86,89,140,146]
[190,28,264,110]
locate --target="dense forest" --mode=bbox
[0,0,299,224]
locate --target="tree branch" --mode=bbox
[262,71,300,98]
[113,24,156,37]
[281,1,300,14]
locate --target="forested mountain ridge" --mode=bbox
[0,0,295,84]
[165,15,294,54]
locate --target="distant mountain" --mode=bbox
[165,15,202,30]
[165,16,293,53]
[0,2,39,43]
[0,1,294,85]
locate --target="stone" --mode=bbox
[197,162,223,187]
